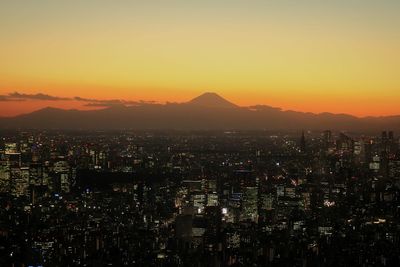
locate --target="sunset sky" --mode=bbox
[1,1,400,117]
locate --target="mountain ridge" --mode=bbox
[187,92,238,108]
[0,92,399,131]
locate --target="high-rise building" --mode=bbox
[241,187,258,222]
[29,162,43,186]
[11,167,30,197]
[193,194,206,213]
[0,165,11,193]
[4,143,18,154]
[207,193,219,207]
[388,131,394,141]
[337,133,354,153]
[323,130,332,145]
[382,131,388,141]
[300,131,306,153]
[54,161,71,193]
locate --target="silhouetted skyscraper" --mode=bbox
[323,130,332,144]
[389,131,394,141]
[382,131,388,141]
[300,131,306,153]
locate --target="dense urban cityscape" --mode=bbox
[0,129,399,266]
[2,1,400,266]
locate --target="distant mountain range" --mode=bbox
[0,92,399,131]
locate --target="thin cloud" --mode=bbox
[84,101,126,108]
[8,92,70,101]
[0,91,157,106]
[84,99,157,108]
[74,96,96,102]
[0,95,24,101]
[75,96,157,107]
[84,102,114,107]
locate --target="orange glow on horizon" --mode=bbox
[1,2,400,118]
[0,87,399,118]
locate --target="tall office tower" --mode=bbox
[388,160,400,180]
[54,161,71,193]
[4,143,18,154]
[323,130,332,144]
[322,130,333,153]
[207,193,219,207]
[381,131,389,153]
[382,131,388,141]
[300,131,306,153]
[4,142,21,168]
[0,165,11,193]
[388,131,394,141]
[241,186,258,222]
[364,141,373,164]
[354,141,363,156]
[338,133,354,153]
[260,192,274,211]
[387,131,397,154]
[11,167,30,197]
[207,180,217,193]
[193,194,206,213]
[29,162,43,186]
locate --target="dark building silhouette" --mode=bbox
[300,131,306,153]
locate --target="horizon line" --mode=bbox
[0,91,399,119]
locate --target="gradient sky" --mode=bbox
[1,1,400,117]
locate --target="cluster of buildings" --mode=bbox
[0,130,399,266]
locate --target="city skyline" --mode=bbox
[1,1,400,117]
[2,2,400,266]
[1,129,399,266]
